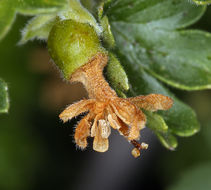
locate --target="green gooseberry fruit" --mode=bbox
[48,19,106,80]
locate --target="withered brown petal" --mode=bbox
[107,113,121,130]
[128,94,173,111]
[74,114,92,149]
[93,123,109,152]
[91,113,102,137]
[111,99,137,125]
[128,114,145,141]
[99,119,111,138]
[59,99,96,122]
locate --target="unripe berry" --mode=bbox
[48,19,106,79]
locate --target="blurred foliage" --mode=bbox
[0,0,67,40]
[0,16,44,190]
[168,162,211,190]
[162,120,211,190]
[193,0,211,5]
[0,16,82,190]
[0,79,9,113]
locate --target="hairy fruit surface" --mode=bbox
[48,19,105,79]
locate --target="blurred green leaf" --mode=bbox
[0,16,47,190]
[203,122,211,151]
[145,111,178,150]
[193,0,211,5]
[145,111,168,132]
[19,15,56,44]
[0,79,9,113]
[156,131,178,150]
[106,0,211,90]
[168,162,211,190]
[0,0,67,40]
[120,55,200,137]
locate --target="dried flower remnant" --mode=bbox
[47,19,173,158]
[59,53,173,158]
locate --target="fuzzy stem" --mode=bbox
[70,53,117,100]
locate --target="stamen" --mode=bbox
[130,140,148,158]
[131,148,140,158]
[99,119,111,138]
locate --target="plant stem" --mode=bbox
[71,53,117,100]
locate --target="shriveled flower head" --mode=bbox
[59,54,173,157]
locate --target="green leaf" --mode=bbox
[156,131,178,150]
[119,53,200,137]
[19,15,56,44]
[0,0,67,40]
[19,0,101,44]
[0,79,9,113]
[145,111,168,132]
[193,0,211,5]
[112,26,211,90]
[106,0,211,90]
[168,163,211,190]
[106,0,205,29]
[145,111,178,150]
